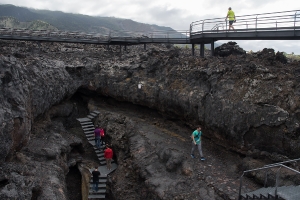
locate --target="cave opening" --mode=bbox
[0,178,9,189]
[66,165,82,200]
[31,186,42,200]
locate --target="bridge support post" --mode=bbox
[211,41,214,56]
[144,43,146,50]
[200,43,204,57]
[192,44,195,56]
[124,45,127,51]
[37,41,41,53]
[120,45,122,53]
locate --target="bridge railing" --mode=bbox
[190,10,300,35]
[0,27,190,43]
[108,30,190,39]
[238,158,300,200]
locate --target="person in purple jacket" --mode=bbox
[94,125,101,148]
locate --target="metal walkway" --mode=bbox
[0,28,190,45]
[0,10,299,56]
[190,10,300,43]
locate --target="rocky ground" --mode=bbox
[1,39,300,200]
[87,96,263,200]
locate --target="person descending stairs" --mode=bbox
[77,110,118,200]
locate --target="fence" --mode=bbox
[0,27,190,43]
[190,10,300,35]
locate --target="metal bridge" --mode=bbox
[0,10,299,56]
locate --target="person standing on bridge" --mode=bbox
[226,7,236,31]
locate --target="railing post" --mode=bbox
[255,15,258,31]
[202,20,205,33]
[275,166,282,198]
[238,173,244,200]
[276,21,277,31]
[186,31,188,43]
[294,11,298,35]
[264,171,268,187]
[167,32,169,42]
[151,33,153,42]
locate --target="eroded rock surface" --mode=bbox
[0,39,300,199]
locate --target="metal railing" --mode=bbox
[190,10,300,35]
[238,158,300,200]
[0,27,190,43]
[2,10,299,44]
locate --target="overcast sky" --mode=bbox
[1,0,300,54]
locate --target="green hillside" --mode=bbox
[0,4,175,35]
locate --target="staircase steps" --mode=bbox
[88,194,106,199]
[77,111,118,200]
[241,185,300,200]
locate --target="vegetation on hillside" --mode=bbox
[0,4,175,34]
[0,16,57,30]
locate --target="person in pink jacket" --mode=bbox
[104,145,113,170]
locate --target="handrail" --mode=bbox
[242,163,300,174]
[0,27,191,43]
[264,158,300,168]
[190,10,300,34]
[0,28,190,38]
[238,160,300,200]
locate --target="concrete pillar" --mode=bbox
[144,43,146,50]
[120,45,122,53]
[192,44,195,56]
[124,45,127,51]
[200,43,204,57]
[211,41,215,56]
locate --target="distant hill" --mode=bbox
[0,4,176,36]
[0,16,58,30]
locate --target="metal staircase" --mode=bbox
[77,111,118,200]
[239,158,300,200]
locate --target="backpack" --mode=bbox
[100,129,105,137]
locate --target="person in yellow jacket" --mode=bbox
[226,7,236,30]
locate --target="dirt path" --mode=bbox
[90,97,261,199]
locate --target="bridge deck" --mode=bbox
[0,10,299,47]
